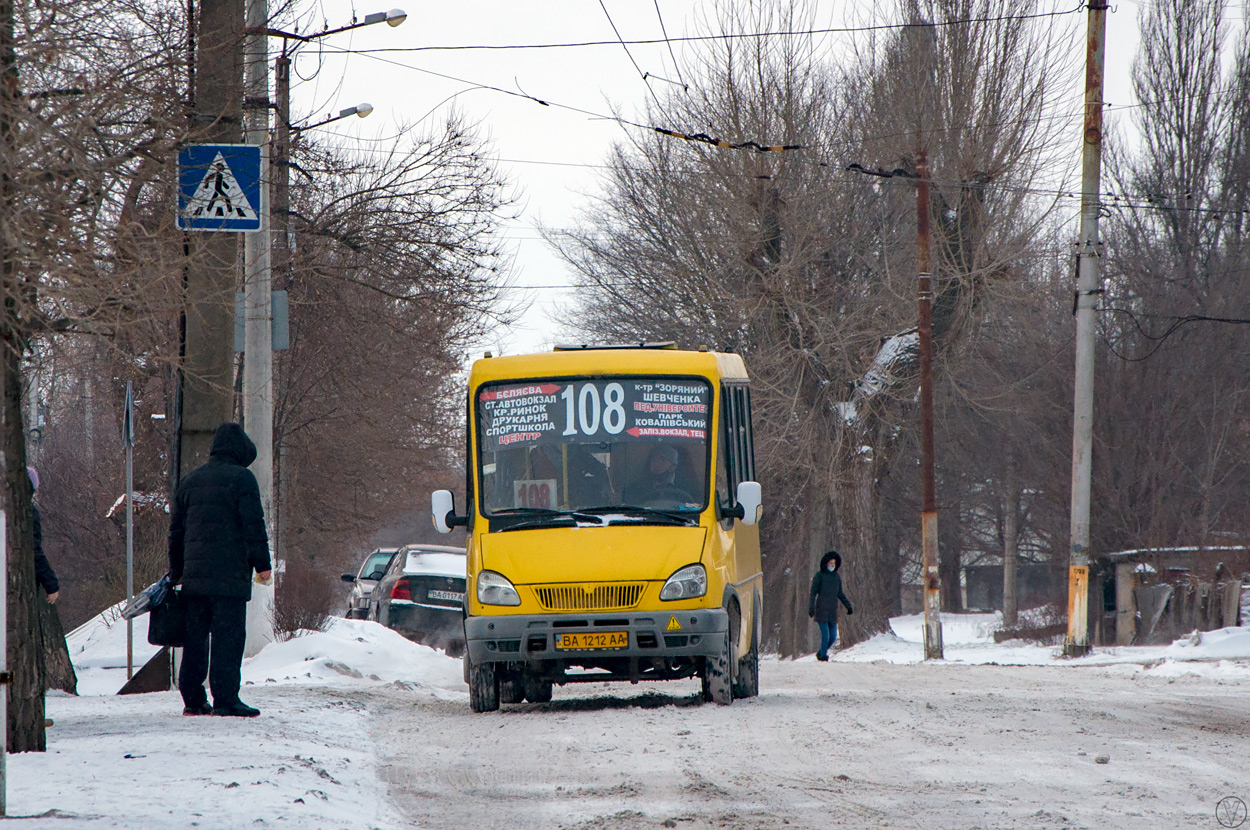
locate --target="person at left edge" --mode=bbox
[29,467,60,604]
[168,422,272,717]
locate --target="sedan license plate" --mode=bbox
[427,590,464,602]
[555,631,628,651]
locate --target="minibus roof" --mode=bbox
[469,347,748,388]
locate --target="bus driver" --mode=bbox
[622,444,690,506]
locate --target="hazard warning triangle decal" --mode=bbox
[182,152,259,222]
[666,615,682,632]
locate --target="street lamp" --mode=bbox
[292,102,374,135]
[240,7,405,653]
[364,9,407,27]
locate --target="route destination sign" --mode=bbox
[478,377,711,452]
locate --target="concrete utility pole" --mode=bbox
[241,0,275,657]
[272,46,289,567]
[263,8,401,566]
[917,151,943,661]
[178,0,245,479]
[242,0,272,528]
[1065,0,1108,658]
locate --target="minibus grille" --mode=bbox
[534,583,645,612]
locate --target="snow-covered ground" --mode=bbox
[7,610,1249,827]
[835,612,1250,681]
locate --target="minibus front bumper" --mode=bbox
[464,608,729,666]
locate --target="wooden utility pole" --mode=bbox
[177,0,245,480]
[1002,470,1020,629]
[917,152,944,660]
[1065,0,1108,658]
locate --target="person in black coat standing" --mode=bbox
[809,550,853,661]
[169,422,272,717]
[29,467,59,605]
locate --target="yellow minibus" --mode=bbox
[432,343,762,712]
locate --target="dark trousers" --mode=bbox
[179,595,247,709]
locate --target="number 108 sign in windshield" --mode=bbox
[477,377,711,452]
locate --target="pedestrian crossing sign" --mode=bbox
[177,144,263,232]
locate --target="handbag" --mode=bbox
[147,587,186,647]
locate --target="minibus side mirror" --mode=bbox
[340,573,356,583]
[735,481,762,526]
[431,489,467,534]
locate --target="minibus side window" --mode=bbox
[715,404,731,510]
[721,383,756,502]
[741,386,755,481]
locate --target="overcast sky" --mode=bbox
[284,0,1166,358]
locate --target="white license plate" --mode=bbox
[427,590,464,602]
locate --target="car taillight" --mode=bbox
[390,578,411,601]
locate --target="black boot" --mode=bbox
[212,701,260,717]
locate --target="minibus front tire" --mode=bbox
[733,607,761,699]
[701,630,734,705]
[522,671,553,703]
[468,658,500,712]
[500,673,525,705]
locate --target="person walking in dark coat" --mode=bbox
[168,422,272,717]
[29,467,59,604]
[809,550,853,661]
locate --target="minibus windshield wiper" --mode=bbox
[578,505,697,526]
[492,507,604,523]
[489,507,605,530]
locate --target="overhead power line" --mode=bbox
[328,3,1087,56]
[1102,307,1250,362]
[318,43,801,154]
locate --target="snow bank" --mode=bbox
[243,617,465,698]
[66,602,161,696]
[833,611,1250,679]
[8,617,466,827]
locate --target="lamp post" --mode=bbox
[246,9,403,597]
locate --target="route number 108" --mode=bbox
[561,382,626,437]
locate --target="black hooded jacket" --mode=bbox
[33,505,59,595]
[168,423,271,599]
[809,551,853,624]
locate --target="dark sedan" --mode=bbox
[370,544,467,655]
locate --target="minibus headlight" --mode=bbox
[476,570,521,606]
[659,564,707,601]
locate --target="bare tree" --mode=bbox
[1098,0,1250,558]
[556,0,1074,653]
[272,119,513,607]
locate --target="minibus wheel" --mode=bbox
[522,671,553,703]
[730,607,760,695]
[500,671,525,704]
[701,631,733,706]
[468,658,500,712]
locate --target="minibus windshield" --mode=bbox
[476,376,711,523]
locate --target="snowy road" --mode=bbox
[13,614,1249,828]
[371,660,1247,830]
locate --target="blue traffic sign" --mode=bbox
[177,144,263,232]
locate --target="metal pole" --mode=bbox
[125,381,134,679]
[917,151,943,661]
[1065,0,1108,658]
[1,509,8,815]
